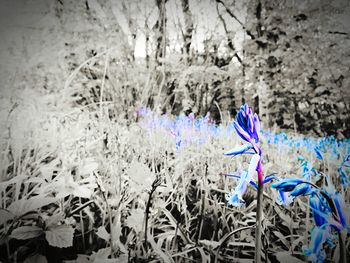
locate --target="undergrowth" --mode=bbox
[0,93,349,263]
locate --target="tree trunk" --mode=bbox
[154,0,167,66]
[180,0,193,65]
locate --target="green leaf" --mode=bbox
[10,226,43,240]
[45,225,74,248]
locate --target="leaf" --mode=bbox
[8,196,59,217]
[80,158,99,175]
[96,226,110,242]
[275,251,304,263]
[23,254,48,263]
[0,175,28,190]
[227,241,255,247]
[273,231,289,248]
[91,247,111,261]
[76,254,90,263]
[199,239,220,249]
[127,160,155,191]
[73,185,95,199]
[45,225,74,248]
[0,209,15,226]
[10,226,43,240]
[126,208,144,233]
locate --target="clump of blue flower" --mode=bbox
[272,174,350,262]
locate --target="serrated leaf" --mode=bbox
[45,225,74,248]
[10,226,43,240]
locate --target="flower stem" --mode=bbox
[338,231,346,263]
[255,163,264,263]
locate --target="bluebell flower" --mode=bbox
[290,182,314,197]
[330,192,350,232]
[224,144,254,156]
[276,189,294,206]
[314,147,323,160]
[310,194,328,227]
[338,154,350,187]
[224,173,277,190]
[271,178,308,192]
[224,104,264,207]
[226,154,260,207]
[303,224,330,263]
[233,104,261,147]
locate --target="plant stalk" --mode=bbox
[338,231,346,263]
[255,162,264,263]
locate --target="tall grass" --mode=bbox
[0,87,349,262]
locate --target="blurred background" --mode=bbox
[0,0,349,137]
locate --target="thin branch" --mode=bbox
[215,2,243,65]
[215,0,255,40]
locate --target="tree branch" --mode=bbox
[215,0,255,40]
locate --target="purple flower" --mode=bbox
[224,104,265,207]
[233,104,261,146]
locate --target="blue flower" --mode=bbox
[314,147,323,160]
[224,173,277,190]
[224,144,254,156]
[331,192,350,232]
[303,225,330,263]
[271,178,307,192]
[276,190,294,206]
[233,104,261,146]
[226,154,260,207]
[310,194,328,227]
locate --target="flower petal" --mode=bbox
[233,121,252,143]
[224,144,253,156]
[314,147,323,160]
[248,154,260,179]
[276,190,294,206]
[290,183,313,197]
